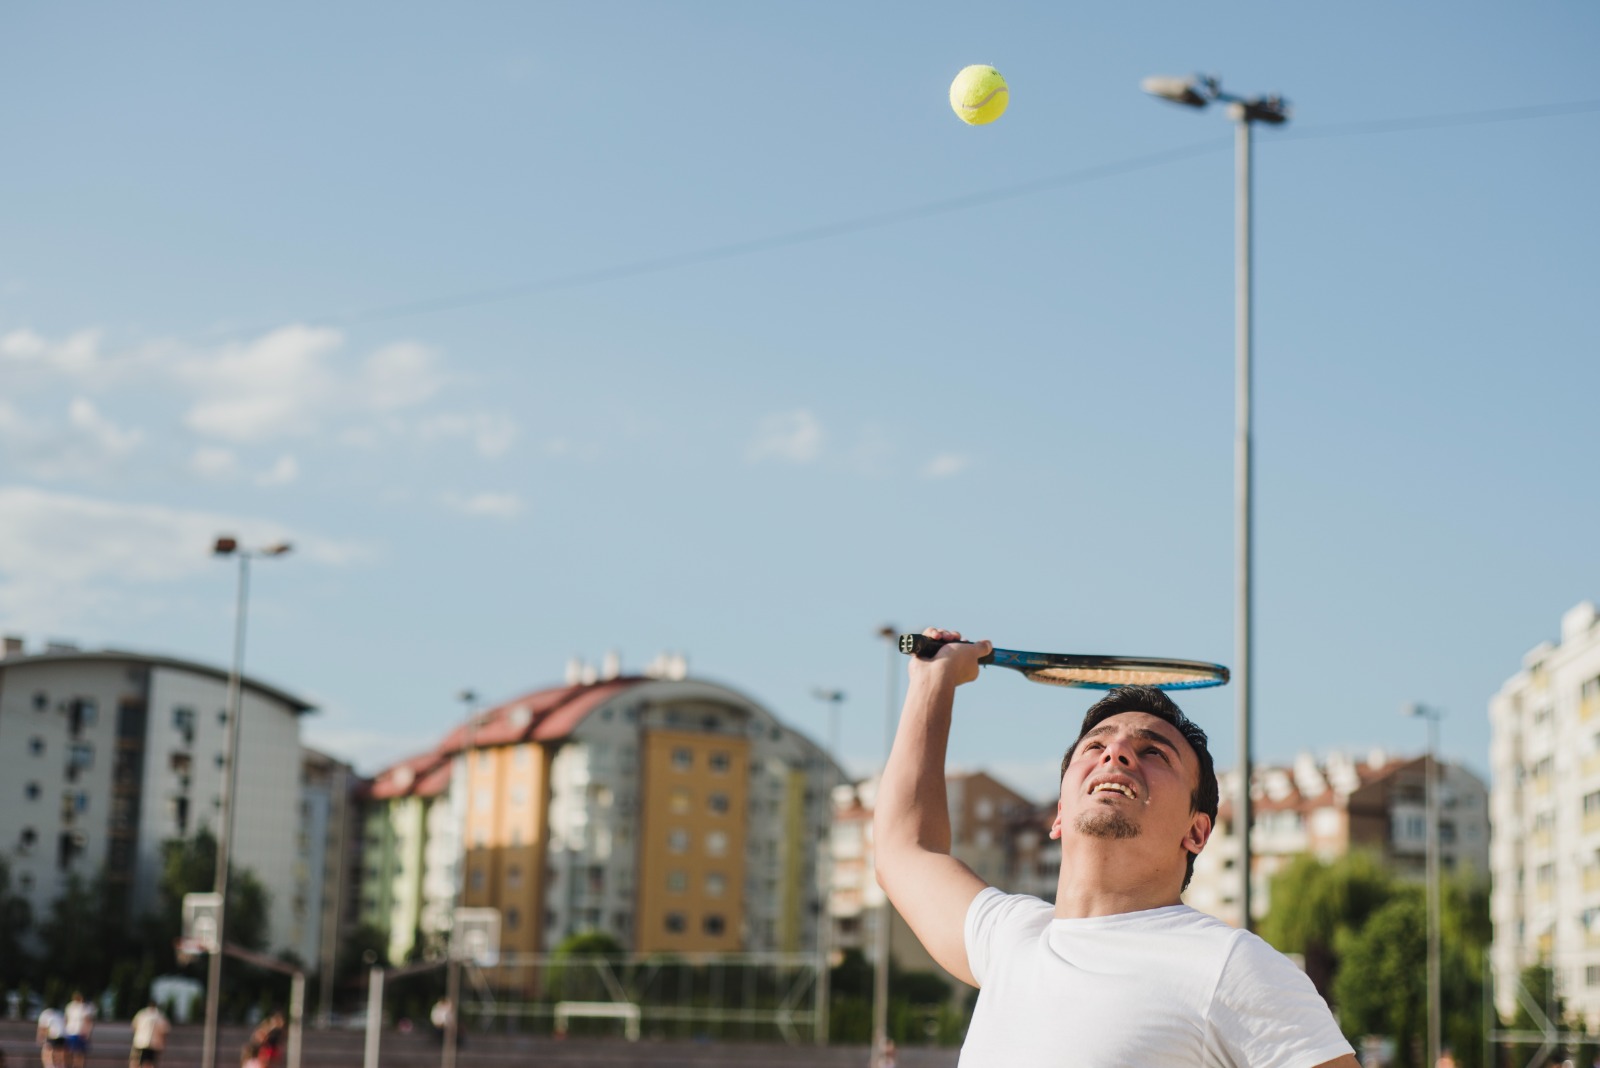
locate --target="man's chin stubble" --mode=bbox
[1075,809,1140,840]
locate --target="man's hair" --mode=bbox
[1058,685,1219,891]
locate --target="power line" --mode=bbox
[53,96,1600,360]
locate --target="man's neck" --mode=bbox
[1052,839,1186,919]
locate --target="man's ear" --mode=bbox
[1182,812,1213,856]
[1049,798,1064,841]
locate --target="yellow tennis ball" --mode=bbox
[949,64,1009,126]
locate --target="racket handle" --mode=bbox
[897,634,994,665]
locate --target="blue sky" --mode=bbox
[1,2,1595,795]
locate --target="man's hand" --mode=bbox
[907,628,992,689]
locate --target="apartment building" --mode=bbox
[361,749,455,964]
[299,747,367,996]
[1490,601,1600,1026]
[1187,749,1490,927]
[361,665,837,965]
[0,638,311,957]
[830,771,1052,979]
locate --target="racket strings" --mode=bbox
[1025,666,1224,689]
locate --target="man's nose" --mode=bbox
[1100,741,1134,766]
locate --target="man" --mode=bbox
[129,999,170,1068]
[61,992,93,1068]
[874,629,1358,1067]
[35,1006,65,1068]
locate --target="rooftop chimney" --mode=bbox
[1,636,22,660]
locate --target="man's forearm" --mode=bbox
[875,674,957,861]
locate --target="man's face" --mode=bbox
[1051,711,1211,862]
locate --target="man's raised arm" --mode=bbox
[873,628,992,987]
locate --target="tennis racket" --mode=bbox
[899,634,1229,691]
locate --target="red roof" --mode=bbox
[371,677,651,797]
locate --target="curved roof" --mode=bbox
[372,674,812,798]
[0,647,315,713]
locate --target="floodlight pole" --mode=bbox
[872,626,899,1068]
[1407,703,1445,1068]
[444,688,478,1068]
[203,537,291,1068]
[810,687,846,1046]
[1141,74,1289,932]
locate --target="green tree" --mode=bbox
[1334,889,1427,1067]
[0,859,34,988]
[157,830,271,954]
[1258,852,1395,996]
[546,930,627,1003]
[38,869,135,994]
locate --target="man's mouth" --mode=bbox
[1090,781,1137,800]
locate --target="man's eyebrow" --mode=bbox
[1079,723,1184,758]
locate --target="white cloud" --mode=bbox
[0,328,106,378]
[748,409,823,464]
[256,454,300,486]
[445,492,524,518]
[418,413,519,458]
[0,485,367,631]
[362,342,446,412]
[0,397,142,480]
[178,324,342,441]
[921,453,972,479]
[190,447,239,479]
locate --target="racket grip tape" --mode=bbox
[898,634,994,665]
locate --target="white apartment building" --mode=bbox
[1188,750,1489,927]
[0,639,311,958]
[1491,600,1600,1026]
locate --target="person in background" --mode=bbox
[61,992,94,1068]
[35,1005,65,1068]
[129,998,171,1068]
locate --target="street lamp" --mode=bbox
[810,687,846,1047]
[872,625,899,1068]
[443,687,479,1068]
[1406,702,1446,1068]
[1142,73,1290,932]
[202,536,292,1068]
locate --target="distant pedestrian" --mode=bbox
[129,999,170,1068]
[430,997,453,1045]
[62,992,94,1068]
[36,1006,65,1068]
[250,1012,285,1068]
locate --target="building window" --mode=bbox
[20,828,37,849]
[73,699,98,731]
[667,870,688,893]
[214,753,226,769]
[25,782,40,801]
[69,743,93,772]
[218,709,228,726]
[18,873,32,892]
[33,692,48,711]
[672,748,693,771]
[703,914,726,936]
[708,793,730,815]
[706,831,728,857]
[173,707,195,733]
[705,872,726,897]
[667,829,689,854]
[1585,792,1600,816]
[665,912,687,934]
[670,787,692,815]
[470,869,486,891]
[507,865,522,890]
[1588,965,1600,987]
[29,737,44,757]
[507,907,521,930]
[709,751,732,774]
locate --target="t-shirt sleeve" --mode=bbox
[1205,932,1355,1068]
[965,886,1052,987]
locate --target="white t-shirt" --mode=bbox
[962,888,1354,1068]
[38,1009,64,1040]
[132,1007,170,1050]
[64,1000,94,1036]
